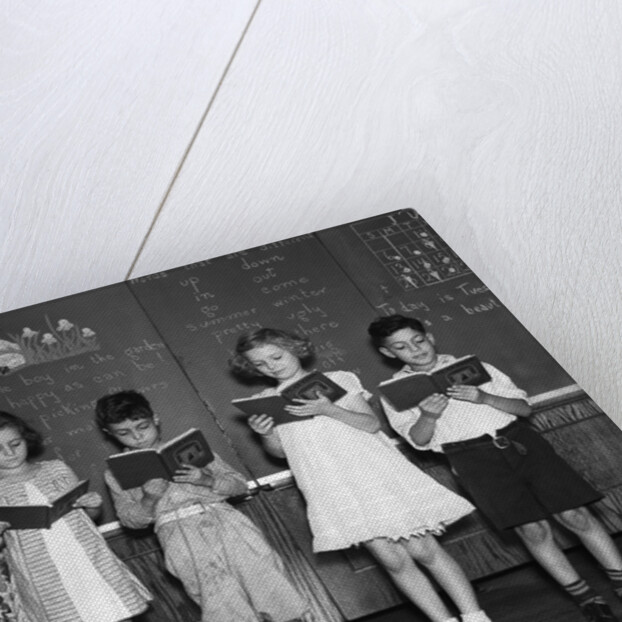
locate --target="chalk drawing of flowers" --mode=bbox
[0,340,26,374]
[56,319,74,331]
[40,333,61,358]
[3,316,100,373]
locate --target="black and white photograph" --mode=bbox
[2,3,621,622]
[0,209,621,622]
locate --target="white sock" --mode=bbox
[461,611,492,622]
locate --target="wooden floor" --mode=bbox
[1,1,621,426]
[360,534,622,621]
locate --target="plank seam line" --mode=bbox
[125,0,264,280]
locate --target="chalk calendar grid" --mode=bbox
[351,212,471,290]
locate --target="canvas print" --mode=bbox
[0,208,621,622]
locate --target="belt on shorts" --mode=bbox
[156,503,211,528]
[441,420,528,454]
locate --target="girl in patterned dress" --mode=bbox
[0,411,152,622]
[231,328,493,622]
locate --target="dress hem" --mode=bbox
[312,515,470,553]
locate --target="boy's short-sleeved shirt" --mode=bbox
[382,354,529,453]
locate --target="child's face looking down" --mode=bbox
[106,417,160,450]
[245,343,303,382]
[0,427,28,473]
[379,328,438,372]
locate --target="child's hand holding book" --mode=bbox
[446,384,484,403]
[73,491,103,520]
[140,478,170,515]
[419,385,486,418]
[285,393,336,418]
[248,414,277,436]
[143,478,170,499]
[74,491,102,510]
[0,521,10,539]
[172,464,215,488]
[419,393,449,420]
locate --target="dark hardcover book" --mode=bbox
[107,428,214,490]
[280,370,347,403]
[231,394,314,426]
[378,355,492,411]
[0,479,89,529]
[232,371,346,426]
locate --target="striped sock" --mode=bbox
[564,579,601,606]
[604,568,622,598]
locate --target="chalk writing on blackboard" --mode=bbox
[373,280,500,327]
[351,211,470,290]
[1,316,100,374]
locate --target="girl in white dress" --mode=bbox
[230,328,493,622]
[0,410,152,622]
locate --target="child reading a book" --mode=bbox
[95,390,312,622]
[231,328,493,622]
[0,410,152,622]
[368,314,622,622]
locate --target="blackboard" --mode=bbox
[0,209,612,622]
[317,209,574,396]
[129,236,395,479]
[0,283,246,523]
[0,209,578,512]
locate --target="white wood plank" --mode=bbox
[132,0,622,424]
[0,0,256,311]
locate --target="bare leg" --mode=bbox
[404,535,482,616]
[364,537,455,622]
[555,507,622,570]
[515,520,581,585]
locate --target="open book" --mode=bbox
[378,355,492,412]
[231,394,314,426]
[280,370,347,402]
[107,428,214,490]
[0,479,89,529]
[232,371,347,426]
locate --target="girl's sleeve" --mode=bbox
[52,460,80,489]
[103,469,155,529]
[207,454,249,497]
[329,370,373,400]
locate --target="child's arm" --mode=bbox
[408,393,448,446]
[285,394,380,433]
[104,470,164,529]
[141,479,170,515]
[248,415,287,459]
[446,385,531,416]
[208,455,249,496]
[173,454,248,497]
[73,492,103,520]
[0,522,9,549]
[53,460,103,520]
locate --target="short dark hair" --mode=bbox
[0,411,43,458]
[95,390,154,430]
[367,315,427,348]
[230,328,314,378]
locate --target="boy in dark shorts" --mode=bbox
[368,314,622,622]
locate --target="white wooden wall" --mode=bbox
[1,1,621,423]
